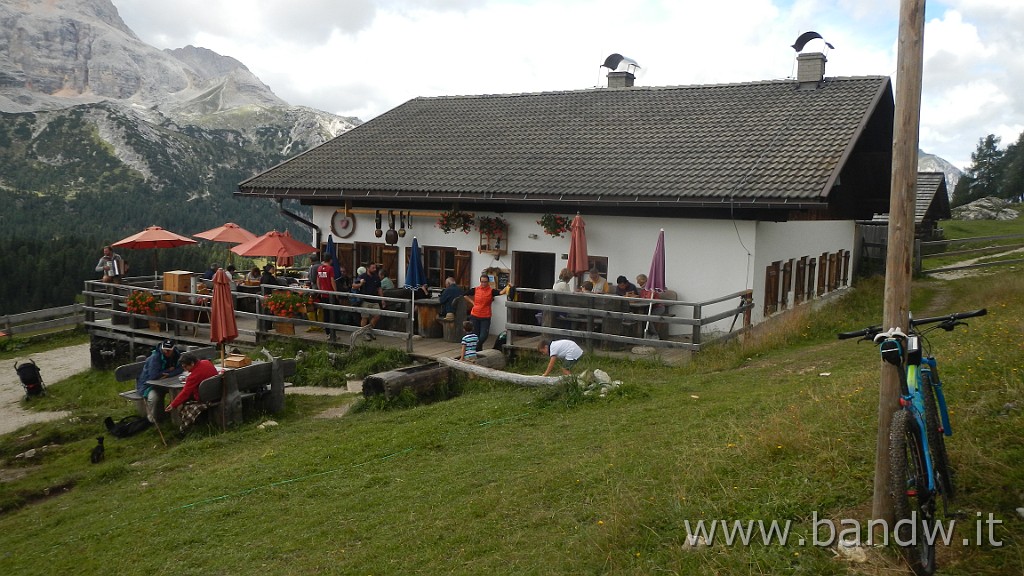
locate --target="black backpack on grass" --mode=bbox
[104,415,151,438]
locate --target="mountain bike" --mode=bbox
[838,308,987,575]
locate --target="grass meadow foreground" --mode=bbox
[0,271,1021,575]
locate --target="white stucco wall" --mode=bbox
[310,206,854,337]
[311,207,764,337]
[751,220,857,323]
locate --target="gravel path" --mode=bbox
[1,344,363,436]
[1,343,91,436]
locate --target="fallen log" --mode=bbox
[362,363,450,398]
[437,356,564,387]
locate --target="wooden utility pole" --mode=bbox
[873,0,927,527]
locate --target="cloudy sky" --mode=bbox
[114,0,1024,170]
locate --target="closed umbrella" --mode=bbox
[325,234,342,281]
[208,267,237,430]
[566,213,589,288]
[405,237,427,331]
[209,268,238,358]
[230,230,317,259]
[112,225,198,275]
[644,229,667,337]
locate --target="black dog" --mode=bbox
[90,436,105,464]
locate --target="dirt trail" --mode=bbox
[1,344,91,436]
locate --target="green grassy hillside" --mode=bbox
[0,271,1021,575]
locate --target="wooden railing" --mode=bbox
[504,288,753,352]
[82,278,419,352]
[918,233,1024,275]
[1,304,84,337]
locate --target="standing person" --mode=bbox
[463,273,511,348]
[306,256,320,287]
[356,263,383,339]
[135,339,183,422]
[438,277,464,319]
[458,321,478,362]
[95,245,125,284]
[315,254,337,335]
[165,352,219,434]
[553,268,573,292]
[539,339,584,377]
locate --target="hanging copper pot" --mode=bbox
[385,210,398,244]
[398,211,407,238]
[374,209,383,238]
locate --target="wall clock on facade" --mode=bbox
[331,211,356,238]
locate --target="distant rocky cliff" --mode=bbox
[0,0,359,199]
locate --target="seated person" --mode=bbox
[587,268,610,294]
[165,352,219,433]
[378,265,396,290]
[201,263,219,281]
[553,268,573,292]
[438,277,464,319]
[260,264,288,286]
[135,339,183,423]
[244,266,261,285]
[635,273,667,315]
[615,275,639,297]
[577,280,594,293]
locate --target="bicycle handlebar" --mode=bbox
[836,308,987,340]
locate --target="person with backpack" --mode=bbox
[136,339,183,422]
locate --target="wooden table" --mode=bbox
[415,298,443,338]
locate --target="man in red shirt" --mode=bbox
[165,352,218,433]
[316,254,338,337]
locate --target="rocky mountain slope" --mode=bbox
[0,0,359,194]
[919,150,963,196]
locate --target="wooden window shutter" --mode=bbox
[763,261,780,316]
[828,252,838,291]
[817,252,827,296]
[806,258,817,299]
[781,259,793,310]
[454,250,472,287]
[795,257,807,305]
[382,246,398,284]
[338,243,355,275]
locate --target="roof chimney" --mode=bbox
[607,71,635,88]
[601,53,640,88]
[796,52,826,89]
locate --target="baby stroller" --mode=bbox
[14,359,46,399]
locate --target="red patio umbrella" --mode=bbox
[566,213,589,287]
[230,230,317,260]
[194,222,258,266]
[193,222,258,244]
[112,225,198,275]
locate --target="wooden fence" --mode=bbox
[82,277,419,358]
[859,230,1024,276]
[1,304,84,337]
[504,288,753,353]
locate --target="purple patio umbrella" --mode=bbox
[644,229,667,336]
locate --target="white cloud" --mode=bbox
[112,0,1024,171]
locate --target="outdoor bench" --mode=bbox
[195,354,296,429]
[114,346,218,417]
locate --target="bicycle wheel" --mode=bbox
[920,371,955,499]
[889,409,937,576]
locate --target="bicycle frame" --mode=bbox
[921,357,953,437]
[881,333,938,494]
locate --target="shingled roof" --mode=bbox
[238,75,893,212]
